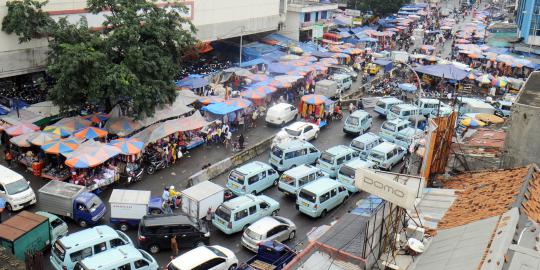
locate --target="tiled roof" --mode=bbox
[522,171,540,224]
[437,167,531,229]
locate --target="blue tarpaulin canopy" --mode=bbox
[373,59,393,72]
[242,42,279,62]
[239,58,268,68]
[398,83,418,92]
[176,75,209,89]
[310,51,334,58]
[297,42,322,53]
[264,33,296,47]
[201,102,241,115]
[262,50,287,62]
[414,64,469,80]
[268,63,294,74]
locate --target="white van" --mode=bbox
[0,165,36,211]
[278,164,326,196]
[333,74,352,93]
[416,98,446,116]
[374,97,403,117]
[387,104,420,121]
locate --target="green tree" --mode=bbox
[348,0,409,16]
[1,0,54,43]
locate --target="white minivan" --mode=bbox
[0,165,37,211]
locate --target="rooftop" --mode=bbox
[517,71,540,107]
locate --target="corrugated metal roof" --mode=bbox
[317,213,369,258]
[292,251,363,270]
[506,244,540,270]
[413,188,457,229]
[413,215,500,270]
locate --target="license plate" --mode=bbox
[219,219,225,225]
[232,183,238,188]
[302,202,309,207]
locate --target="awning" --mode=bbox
[201,102,242,115]
[132,111,209,145]
[414,64,469,80]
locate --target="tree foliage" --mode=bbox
[3,0,197,118]
[1,0,54,43]
[348,0,410,16]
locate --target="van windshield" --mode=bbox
[215,205,232,222]
[339,166,356,179]
[298,189,317,203]
[271,146,284,158]
[5,179,29,195]
[351,140,365,150]
[85,197,102,213]
[280,174,295,184]
[346,116,359,126]
[320,152,335,163]
[369,151,385,161]
[52,241,66,262]
[229,170,245,184]
[381,122,396,132]
[376,101,386,107]
[390,106,401,115]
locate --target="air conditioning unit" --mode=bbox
[406,224,425,241]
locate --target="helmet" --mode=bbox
[170,185,175,190]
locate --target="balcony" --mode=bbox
[287,0,339,13]
[300,19,333,30]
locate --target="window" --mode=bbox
[320,192,330,203]
[118,263,132,270]
[336,156,346,165]
[235,209,249,221]
[134,259,149,269]
[299,176,309,186]
[310,148,318,153]
[304,12,311,22]
[93,242,107,254]
[248,175,260,184]
[268,169,277,175]
[204,258,226,269]
[387,151,394,159]
[321,11,328,19]
[260,202,269,209]
[299,148,307,156]
[70,247,92,262]
[308,173,316,181]
[50,218,64,229]
[304,126,313,132]
[249,205,257,215]
[268,225,287,237]
[260,171,267,179]
[338,186,346,193]
[285,151,296,160]
[330,189,337,197]
[345,154,352,161]
[0,185,4,192]
[315,11,319,21]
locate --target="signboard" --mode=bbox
[355,168,417,210]
[312,24,324,39]
[345,9,362,17]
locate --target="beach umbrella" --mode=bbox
[460,117,486,127]
[269,80,292,88]
[65,142,120,168]
[491,77,508,88]
[240,89,266,100]
[198,96,225,105]
[321,58,339,65]
[309,64,328,72]
[301,55,318,62]
[274,75,303,84]
[27,131,61,146]
[41,138,80,155]
[43,125,74,137]
[475,113,504,124]
[246,73,268,82]
[247,85,277,94]
[83,113,110,124]
[109,138,144,155]
[224,98,253,109]
[106,117,142,137]
[73,126,108,140]
[288,70,308,76]
[56,117,92,130]
[5,123,40,137]
[301,94,331,106]
[398,83,417,92]
[476,74,493,84]
[9,132,36,147]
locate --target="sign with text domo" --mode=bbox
[355,168,416,210]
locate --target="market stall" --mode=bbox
[40,138,80,181]
[298,94,335,127]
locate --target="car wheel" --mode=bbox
[149,244,160,254]
[273,179,279,186]
[289,230,296,240]
[314,132,319,139]
[195,241,205,247]
[320,209,328,218]
[272,209,279,216]
[228,264,237,270]
[294,115,298,121]
[79,220,87,228]
[388,164,393,171]
[343,195,349,203]
[5,203,12,212]
[243,224,251,231]
[119,223,129,232]
[251,190,257,195]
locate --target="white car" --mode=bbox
[274,122,320,145]
[241,216,296,252]
[167,245,238,270]
[265,103,298,126]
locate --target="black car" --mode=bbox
[137,214,210,254]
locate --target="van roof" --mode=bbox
[141,214,197,227]
[419,98,440,103]
[283,164,319,177]
[235,161,271,174]
[59,225,119,249]
[0,165,24,184]
[79,246,145,269]
[333,73,350,79]
[397,127,422,136]
[498,100,512,105]
[394,103,419,110]
[35,211,62,223]
[372,142,398,153]
[350,110,370,118]
[301,178,341,194]
[109,189,151,205]
[324,145,355,156]
[276,140,314,150]
[223,194,259,210]
[353,132,380,143]
[386,118,410,125]
[343,159,375,169]
[316,80,336,86]
[379,97,403,104]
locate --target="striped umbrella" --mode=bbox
[65,142,120,168]
[269,80,292,88]
[320,58,339,65]
[198,96,225,105]
[43,125,74,137]
[246,85,277,94]
[240,90,266,100]
[73,127,108,140]
[105,117,142,137]
[83,113,111,124]
[56,117,92,130]
[9,132,36,147]
[27,131,61,146]
[41,138,80,154]
[5,123,40,137]
[224,98,253,109]
[491,77,508,88]
[301,94,331,105]
[109,138,144,155]
[246,74,269,82]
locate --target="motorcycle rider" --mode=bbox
[169,186,179,209]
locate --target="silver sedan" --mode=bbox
[241,216,296,252]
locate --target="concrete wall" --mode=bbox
[280,10,301,41]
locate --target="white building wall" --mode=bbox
[0,0,281,78]
[281,11,300,41]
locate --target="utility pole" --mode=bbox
[239,26,245,66]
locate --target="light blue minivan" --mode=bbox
[393,127,423,149]
[374,97,403,117]
[350,132,384,159]
[278,164,327,196]
[316,145,360,178]
[296,178,349,218]
[212,194,280,234]
[226,161,279,196]
[73,246,158,270]
[337,159,375,194]
[387,103,420,121]
[269,140,320,171]
[379,118,410,142]
[367,142,407,171]
[51,225,133,270]
[343,110,372,135]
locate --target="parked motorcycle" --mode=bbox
[143,152,168,175]
[126,166,144,185]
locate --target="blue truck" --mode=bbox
[237,241,297,270]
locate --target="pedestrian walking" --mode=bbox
[251,110,258,128]
[238,113,245,131]
[205,207,213,230]
[170,235,179,256]
[4,149,12,168]
[238,134,245,150]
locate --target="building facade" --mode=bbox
[280,0,338,41]
[0,0,283,78]
[516,0,540,45]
